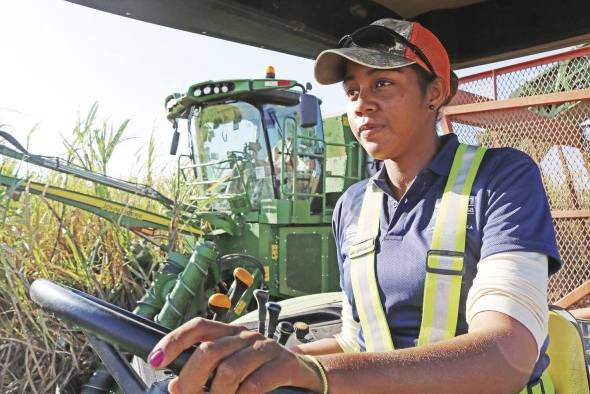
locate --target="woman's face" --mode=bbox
[343,62,435,161]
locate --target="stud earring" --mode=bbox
[428,104,435,111]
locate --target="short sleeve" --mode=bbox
[480,150,561,274]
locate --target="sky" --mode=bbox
[0,0,351,177]
[0,0,573,178]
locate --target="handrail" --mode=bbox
[325,174,361,180]
[181,158,233,169]
[323,141,359,148]
[190,193,246,200]
[184,176,240,186]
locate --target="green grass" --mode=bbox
[0,104,168,393]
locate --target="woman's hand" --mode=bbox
[148,317,324,394]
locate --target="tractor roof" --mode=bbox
[66,0,590,68]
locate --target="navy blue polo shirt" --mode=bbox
[332,133,560,380]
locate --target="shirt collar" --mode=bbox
[370,133,460,190]
[425,133,460,176]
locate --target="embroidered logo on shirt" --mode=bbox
[426,197,476,232]
[468,196,476,215]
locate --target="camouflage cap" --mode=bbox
[314,18,451,99]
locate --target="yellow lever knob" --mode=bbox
[208,293,231,309]
[233,267,254,288]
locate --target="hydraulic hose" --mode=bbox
[82,252,191,393]
[156,241,218,328]
[218,253,265,282]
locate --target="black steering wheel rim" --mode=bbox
[29,279,310,394]
[30,279,192,374]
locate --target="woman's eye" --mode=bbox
[344,88,359,98]
[376,80,392,88]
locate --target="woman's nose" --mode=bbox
[354,88,377,115]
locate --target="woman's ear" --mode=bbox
[442,71,459,106]
[427,77,447,110]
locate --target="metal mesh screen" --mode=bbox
[456,52,590,104]
[286,233,322,293]
[444,47,590,305]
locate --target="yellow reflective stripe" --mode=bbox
[429,144,467,251]
[356,183,381,237]
[350,260,374,349]
[443,273,463,338]
[419,144,487,345]
[540,371,555,394]
[419,271,436,342]
[350,183,394,351]
[419,145,467,344]
[454,147,486,252]
[366,250,394,350]
[351,253,389,352]
[443,147,486,338]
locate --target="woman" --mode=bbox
[148,19,560,394]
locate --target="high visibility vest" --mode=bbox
[349,143,486,350]
[349,143,559,393]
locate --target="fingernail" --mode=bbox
[148,349,164,368]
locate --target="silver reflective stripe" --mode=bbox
[435,145,477,250]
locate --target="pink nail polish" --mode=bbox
[148,349,164,368]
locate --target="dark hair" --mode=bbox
[409,64,458,106]
[410,64,436,96]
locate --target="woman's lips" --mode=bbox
[358,123,383,138]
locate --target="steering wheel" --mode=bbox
[29,279,311,394]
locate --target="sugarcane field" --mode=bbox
[1,1,590,393]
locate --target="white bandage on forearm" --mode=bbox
[335,292,361,353]
[466,251,548,354]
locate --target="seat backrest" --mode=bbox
[547,307,590,394]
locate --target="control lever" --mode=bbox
[208,293,231,322]
[228,268,254,310]
[294,321,310,342]
[169,130,180,155]
[265,302,282,339]
[277,321,294,345]
[253,289,270,335]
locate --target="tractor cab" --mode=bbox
[161,72,361,298]
[166,71,360,225]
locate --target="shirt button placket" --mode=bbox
[386,198,399,234]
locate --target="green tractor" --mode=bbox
[1,70,364,308]
[0,70,368,392]
[163,71,364,300]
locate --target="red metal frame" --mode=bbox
[459,46,590,84]
[442,89,590,117]
[443,47,590,305]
